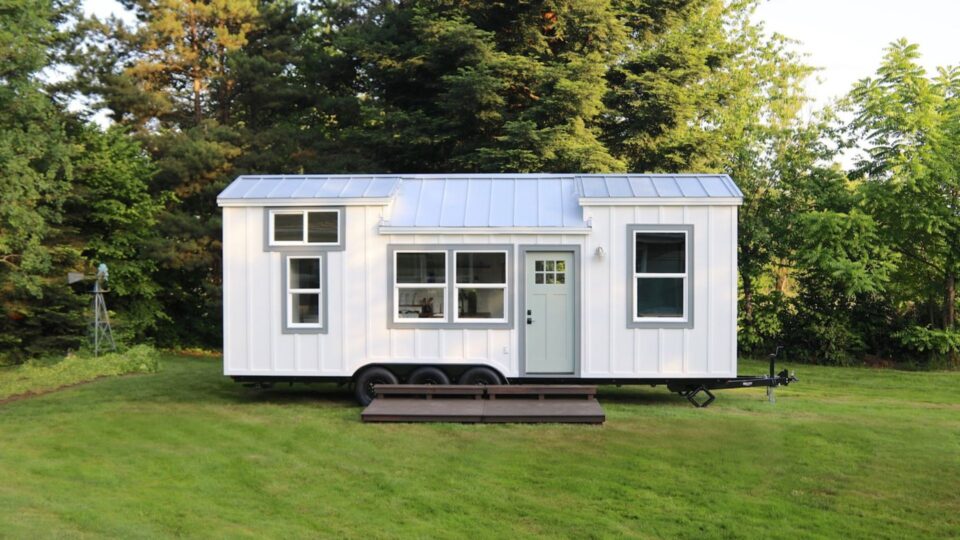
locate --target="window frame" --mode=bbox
[386,244,514,329]
[453,249,509,324]
[265,207,345,251]
[626,225,694,329]
[281,254,328,334]
[391,249,450,326]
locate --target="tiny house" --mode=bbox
[218,174,744,404]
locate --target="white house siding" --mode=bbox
[581,205,738,378]
[223,204,737,379]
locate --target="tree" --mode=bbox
[340,0,628,172]
[0,0,84,360]
[64,125,165,342]
[847,40,960,364]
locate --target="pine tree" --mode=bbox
[340,0,628,172]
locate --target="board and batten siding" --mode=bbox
[580,205,738,378]
[222,204,737,379]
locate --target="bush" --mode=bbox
[0,345,161,400]
[894,326,960,368]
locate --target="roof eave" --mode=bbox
[577,197,743,206]
[378,226,592,235]
[218,197,394,207]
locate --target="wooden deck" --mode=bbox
[361,385,605,424]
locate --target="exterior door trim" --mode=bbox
[518,245,582,378]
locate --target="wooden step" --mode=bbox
[362,384,605,424]
[361,398,604,424]
[373,384,597,400]
[485,385,597,400]
[374,384,484,399]
[481,399,605,423]
[362,398,483,423]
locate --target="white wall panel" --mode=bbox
[222,203,737,379]
[247,208,272,371]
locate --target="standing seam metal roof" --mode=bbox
[217,174,743,228]
[575,174,743,199]
[217,175,403,200]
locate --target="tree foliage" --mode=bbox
[4,0,959,368]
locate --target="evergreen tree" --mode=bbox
[0,0,84,360]
[64,125,165,342]
[341,0,627,172]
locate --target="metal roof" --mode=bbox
[385,176,585,229]
[218,174,743,228]
[575,174,743,199]
[217,175,402,205]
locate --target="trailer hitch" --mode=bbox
[671,347,798,408]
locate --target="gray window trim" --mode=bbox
[264,206,346,252]
[626,224,694,329]
[281,253,329,334]
[386,244,514,330]
[518,245,582,377]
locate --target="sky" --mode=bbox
[82,0,959,111]
[753,0,960,109]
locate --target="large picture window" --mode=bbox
[628,226,693,328]
[269,209,340,246]
[455,251,507,322]
[285,255,324,331]
[394,251,447,322]
[388,245,513,328]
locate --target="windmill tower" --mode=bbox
[68,264,116,356]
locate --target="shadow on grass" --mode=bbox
[596,387,683,405]
[233,384,356,406]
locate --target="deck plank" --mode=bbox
[361,398,483,422]
[361,396,605,424]
[482,400,605,424]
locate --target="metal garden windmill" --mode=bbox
[68,264,116,356]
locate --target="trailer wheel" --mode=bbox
[459,366,501,386]
[354,367,398,406]
[407,366,450,385]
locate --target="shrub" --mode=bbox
[0,345,161,400]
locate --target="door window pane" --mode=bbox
[274,213,302,242]
[397,288,445,318]
[307,211,338,243]
[457,288,504,319]
[289,258,321,289]
[396,253,446,283]
[456,252,506,284]
[291,293,320,324]
[636,278,683,317]
[635,233,685,273]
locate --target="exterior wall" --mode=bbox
[222,204,738,379]
[581,205,738,378]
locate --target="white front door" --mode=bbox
[524,251,575,374]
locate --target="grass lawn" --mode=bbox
[0,354,957,538]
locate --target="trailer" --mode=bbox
[218,173,796,406]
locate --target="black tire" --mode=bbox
[407,366,451,386]
[354,366,399,406]
[458,366,502,386]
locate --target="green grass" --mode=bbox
[0,345,160,401]
[0,355,957,539]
